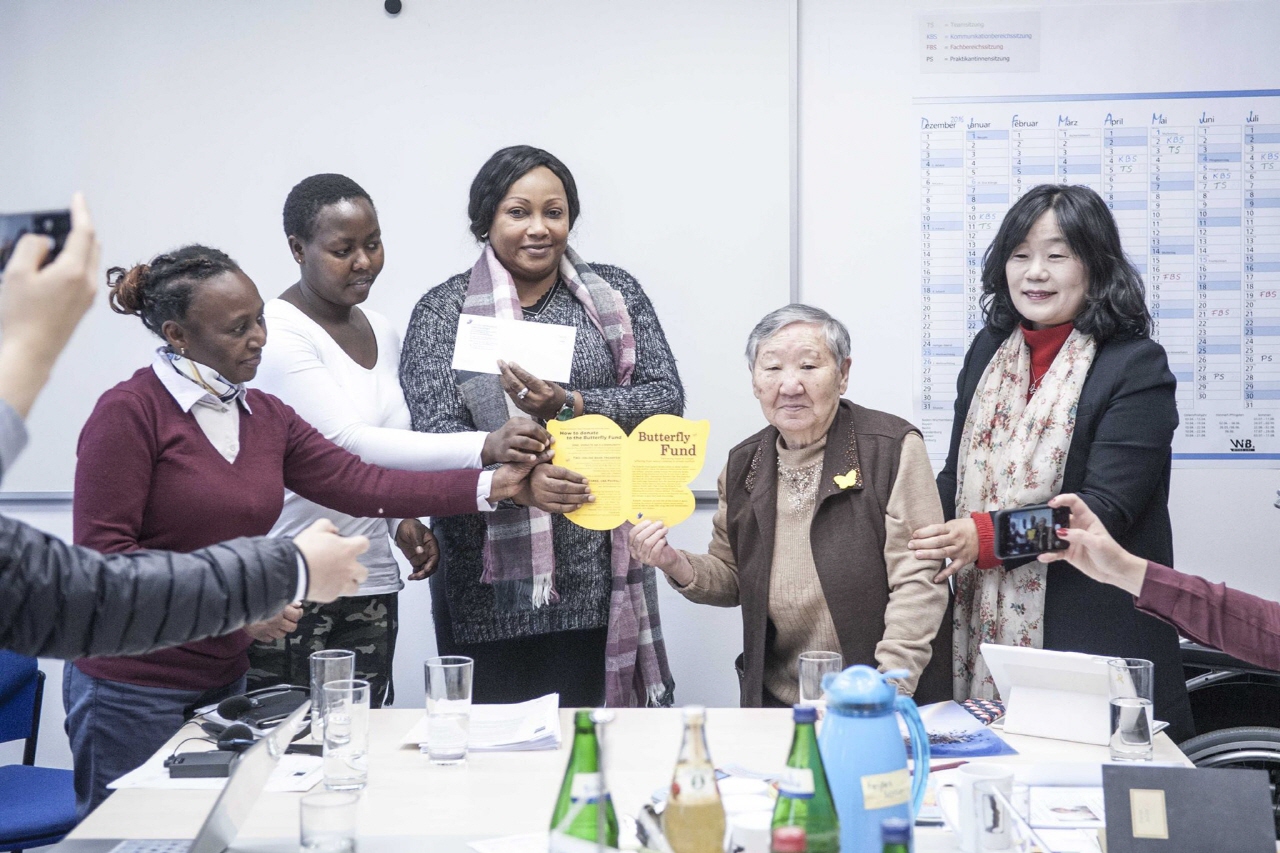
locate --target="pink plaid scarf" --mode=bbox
[462,244,674,707]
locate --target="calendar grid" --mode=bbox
[918,92,1280,465]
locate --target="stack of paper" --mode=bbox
[403,693,562,752]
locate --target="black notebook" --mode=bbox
[1102,764,1274,852]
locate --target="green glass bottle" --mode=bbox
[879,818,910,853]
[550,710,619,847]
[772,705,839,853]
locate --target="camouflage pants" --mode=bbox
[245,592,399,708]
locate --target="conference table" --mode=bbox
[63,708,1191,852]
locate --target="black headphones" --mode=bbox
[216,723,257,753]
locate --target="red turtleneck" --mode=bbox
[971,322,1074,569]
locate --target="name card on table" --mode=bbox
[1102,765,1274,852]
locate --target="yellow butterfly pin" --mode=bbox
[833,468,861,490]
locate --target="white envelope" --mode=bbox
[451,315,576,383]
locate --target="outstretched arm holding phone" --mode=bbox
[0,195,372,659]
[1046,493,1280,672]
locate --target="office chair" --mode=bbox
[0,652,77,851]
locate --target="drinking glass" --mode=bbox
[322,679,370,790]
[310,650,355,741]
[1108,657,1155,761]
[797,651,843,709]
[300,790,359,853]
[424,656,474,765]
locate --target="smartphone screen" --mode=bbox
[0,210,73,270]
[995,504,1070,560]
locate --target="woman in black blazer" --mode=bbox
[909,184,1195,743]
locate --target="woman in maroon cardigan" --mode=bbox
[1046,493,1280,672]
[65,245,538,816]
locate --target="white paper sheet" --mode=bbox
[402,693,562,752]
[107,752,322,792]
[451,316,577,383]
[1029,787,1106,829]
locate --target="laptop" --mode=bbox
[53,700,312,853]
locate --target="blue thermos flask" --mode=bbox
[817,666,930,853]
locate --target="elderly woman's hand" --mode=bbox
[498,360,571,421]
[909,517,979,583]
[481,417,554,465]
[629,520,695,587]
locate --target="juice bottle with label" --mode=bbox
[550,709,619,847]
[662,706,726,853]
[772,705,839,853]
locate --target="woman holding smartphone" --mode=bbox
[908,184,1195,742]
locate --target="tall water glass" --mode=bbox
[797,651,843,709]
[1108,657,1155,761]
[310,650,355,741]
[300,790,359,853]
[322,679,370,790]
[424,656,473,765]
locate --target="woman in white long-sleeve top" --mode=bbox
[248,174,589,705]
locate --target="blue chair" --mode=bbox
[0,653,76,851]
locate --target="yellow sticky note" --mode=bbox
[859,768,910,810]
[546,414,710,531]
[1129,788,1170,840]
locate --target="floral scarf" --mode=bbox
[951,327,1097,700]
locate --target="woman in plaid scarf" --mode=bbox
[400,146,683,707]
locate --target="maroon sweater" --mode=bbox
[1138,561,1280,671]
[74,367,481,690]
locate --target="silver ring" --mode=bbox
[516,387,530,400]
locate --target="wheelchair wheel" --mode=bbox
[1179,726,1280,836]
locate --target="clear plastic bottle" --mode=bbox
[662,706,726,853]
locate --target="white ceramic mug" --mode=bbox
[937,764,1014,852]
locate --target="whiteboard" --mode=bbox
[0,0,790,493]
[799,0,1280,599]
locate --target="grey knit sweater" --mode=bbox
[400,263,685,644]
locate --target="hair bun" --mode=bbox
[106,263,150,316]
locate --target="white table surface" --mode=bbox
[68,707,1191,851]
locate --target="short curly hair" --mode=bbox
[282,174,375,243]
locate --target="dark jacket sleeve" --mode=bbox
[1071,339,1178,541]
[0,513,300,659]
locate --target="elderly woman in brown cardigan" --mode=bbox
[628,304,952,706]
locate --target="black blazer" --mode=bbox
[937,327,1195,743]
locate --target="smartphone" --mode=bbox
[0,210,73,270]
[992,503,1070,560]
